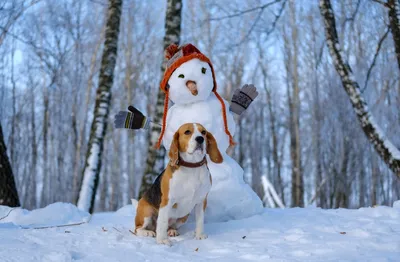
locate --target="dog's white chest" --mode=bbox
[168,166,211,218]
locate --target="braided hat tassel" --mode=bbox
[213,90,235,147]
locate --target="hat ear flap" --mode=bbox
[165,44,179,60]
[169,131,180,166]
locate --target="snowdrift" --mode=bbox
[0,201,399,261]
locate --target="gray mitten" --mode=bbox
[114,106,150,130]
[230,84,258,115]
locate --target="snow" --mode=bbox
[163,57,263,222]
[1,202,400,261]
[77,137,101,211]
[372,117,400,161]
[168,59,214,105]
[0,203,90,229]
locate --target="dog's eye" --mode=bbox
[201,67,206,74]
[178,74,184,78]
[201,130,206,135]
[184,130,191,135]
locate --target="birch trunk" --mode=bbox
[77,0,123,213]
[388,0,400,71]
[0,123,20,207]
[319,0,400,177]
[139,0,182,197]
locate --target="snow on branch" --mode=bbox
[261,176,285,208]
[319,0,400,177]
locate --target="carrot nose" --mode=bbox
[186,80,198,96]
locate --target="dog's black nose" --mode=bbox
[195,136,204,144]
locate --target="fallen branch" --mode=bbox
[0,208,17,221]
[23,216,92,230]
[261,176,285,208]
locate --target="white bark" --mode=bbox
[320,0,400,177]
[77,0,123,212]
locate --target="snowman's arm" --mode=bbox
[113,106,161,130]
[229,84,258,115]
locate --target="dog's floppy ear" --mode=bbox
[206,132,223,163]
[169,131,180,166]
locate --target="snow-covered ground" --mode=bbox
[1,202,400,262]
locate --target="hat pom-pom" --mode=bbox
[165,44,179,60]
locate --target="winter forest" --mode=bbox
[1,0,400,213]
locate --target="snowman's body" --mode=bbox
[163,58,263,222]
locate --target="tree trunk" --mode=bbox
[23,79,37,209]
[0,123,20,207]
[39,9,49,207]
[319,0,400,177]
[288,0,303,207]
[124,10,136,199]
[257,42,284,204]
[388,0,400,71]
[139,0,182,197]
[72,24,104,204]
[77,0,123,213]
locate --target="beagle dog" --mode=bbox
[134,123,222,245]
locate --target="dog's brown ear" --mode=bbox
[169,131,180,166]
[206,132,223,163]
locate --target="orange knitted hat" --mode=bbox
[156,43,235,148]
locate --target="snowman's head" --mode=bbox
[157,43,235,150]
[167,59,214,104]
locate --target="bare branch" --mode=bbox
[362,26,390,92]
[0,0,41,46]
[231,0,287,47]
[208,0,282,21]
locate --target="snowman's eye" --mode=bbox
[201,67,207,74]
[178,74,184,78]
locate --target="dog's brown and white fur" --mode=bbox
[134,123,222,246]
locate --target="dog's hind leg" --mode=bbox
[135,198,156,237]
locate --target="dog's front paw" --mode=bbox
[156,238,172,246]
[195,233,208,240]
[168,229,179,237]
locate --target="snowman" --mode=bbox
[115,43,263,222]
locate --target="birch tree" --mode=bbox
[139,0,182,197]
[77,0,123,213]
[387,0,400,70]
[319,0,400,177]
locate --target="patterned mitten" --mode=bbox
[114,106,150,130]
[230,84,258,115]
